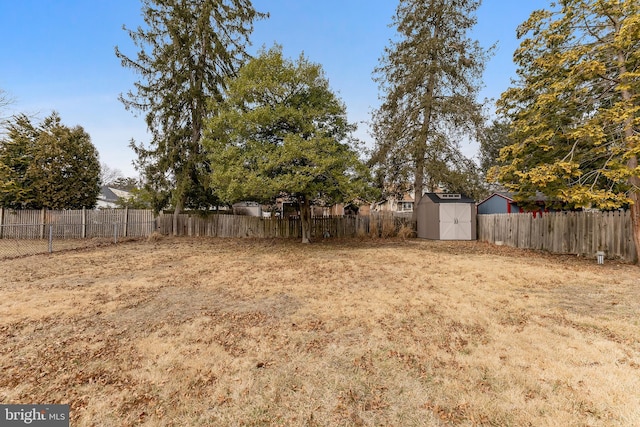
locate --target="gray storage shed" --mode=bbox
[417,193,476,240]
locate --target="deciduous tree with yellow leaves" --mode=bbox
[492,0,640,260]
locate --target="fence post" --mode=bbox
[0,207,3,239]
[82,207,87,238]
[48,225,53,253]
[123,206,129,237]
[114,223,118,244]
[40,208,46,239]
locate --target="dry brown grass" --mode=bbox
[1,237,639,426]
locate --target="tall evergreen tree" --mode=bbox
[478,119,513,181]
[492,0,640,260]
[0,115,37,208]
[116,0,265,219]
[371,0,491,217]
[0,113,100,209]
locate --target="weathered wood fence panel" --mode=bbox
[156,212,408,239]
[0,208,43,238]
[0,207,412,241]
[478,211,637,261]
[0,208,156,239]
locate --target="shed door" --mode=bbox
[439,203,472,240]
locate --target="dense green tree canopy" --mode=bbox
[371,0,491,212]
[492,0,640,257]
[0,115,35,208]
[478,119,513,181]
[116,0,266,216]
[0,113,101,209]
[204,46,374,243]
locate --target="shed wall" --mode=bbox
[417,198,440,239]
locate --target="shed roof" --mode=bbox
[422,193,475,204]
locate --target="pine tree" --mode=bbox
[478,119,513,182]
[0,113,100,209]
[493,0,640,260]
[33,114,101,209]
[0,115,38,209]
[372,0,491,217]
[115,0,266,221]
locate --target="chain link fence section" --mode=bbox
[0,222,157,260]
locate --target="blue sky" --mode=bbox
[0,0,548,177]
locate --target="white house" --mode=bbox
[372,192,415,213]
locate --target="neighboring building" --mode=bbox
[97,186,132,209]
[310,200,370,217]
[232,201,262,217]
[417,193,476,240]
[372,192,415,213]
[477,191,554,215]
[311,204,344,217]
[346,199,371,216]
[356,204,371,216]
[276,197,371,218]
[477,192,522,215]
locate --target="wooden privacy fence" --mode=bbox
[157,212,410,239]
[478,211,637,261]
[0,208,411,240]
[0,207,155,239]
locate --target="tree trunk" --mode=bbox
[172,196,184,237]
[627,156,640,263]
[411,19,441,224]
[299,195,312,244]
[411,64,437,223]
[618,48,639,263]
[412,152,425,223]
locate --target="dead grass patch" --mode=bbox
[0,237,639,426]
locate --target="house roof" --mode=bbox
[98,186,118,203]
[478,191,551,206]
[98,186,132,203]
[110,187,132,199]
[375,192,414,206]
[477,192,515,206]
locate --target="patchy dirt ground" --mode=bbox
[1,237,639,426]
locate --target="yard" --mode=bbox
[1,237,639,426]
